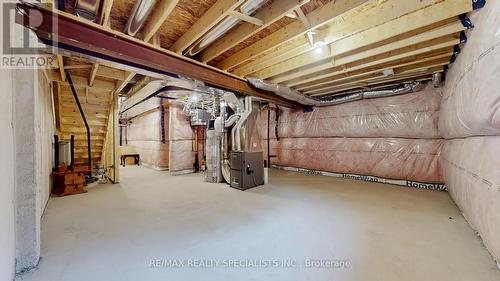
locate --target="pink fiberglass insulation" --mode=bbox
[440,137,500,261]
[269,83,442,139]
[268,138,443,183]
[438,0,500,263]
[259,82,443,183]
[439,0,500,138]
[168,103,195,174]
[126,108,169,169]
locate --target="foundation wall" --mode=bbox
[261,83,444,184]
[438,1,500,264]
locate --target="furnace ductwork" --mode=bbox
[247,77,424,107]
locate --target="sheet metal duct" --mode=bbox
[74,0,102,21]
[186,0,266,56]
[247,77,425,107]
[124,0,158,36]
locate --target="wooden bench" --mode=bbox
[121,154,140,167]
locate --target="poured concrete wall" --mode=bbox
[439,0,500,265]
[0,69,16,281]
[0,65,55,278]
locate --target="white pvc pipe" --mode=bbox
[231,96,252,151]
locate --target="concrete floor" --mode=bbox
[19,166,500,281]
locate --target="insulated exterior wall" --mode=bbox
[276,84,442,139]
[169,104,195,174]
[127,108,169,169]
[440,137,500,262]
[262,83,443,183]
[439,0,500,264]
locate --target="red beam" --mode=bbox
[15,3,302,109]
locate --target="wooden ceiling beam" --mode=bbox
[171,0,246,54]
[293,35,460,91]
[142,0,180,42]
[50,71,116,90]
[305,56,450,95]
[303,51,452,94]
[311,67,442,97]
[219,0,370,71]
[285,21,465,87]
[235,0,443,77]
[96,65,126,80]
[252,0,472,80]
[200,0,310,63]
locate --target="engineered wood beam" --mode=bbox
[142,0,180,42]
[296,36,459,91]
[253,0,472,80]
[280,21,466,86]
[96,65,126,80]
[311,67,442,97]
[305,56,451,95]
[233,0,443,76]
[50,71,116,90]
[302,51,452,93]
[219,0,370,71]
[200,0,310,63]
[171,0,246,54]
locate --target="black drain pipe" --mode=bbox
[66,71,92,177]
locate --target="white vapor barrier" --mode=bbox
[439,0,500,138]
[441,136,500,262]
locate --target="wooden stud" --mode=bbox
[57,55,66,81]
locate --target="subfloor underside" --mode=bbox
[19,167,500,281]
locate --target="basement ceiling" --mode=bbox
[50,0,471,99]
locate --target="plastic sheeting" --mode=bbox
[169,103,195,174]
[264,83,442,139]
[438,1,500,264]
[127,109,169,169]
[267,138,443,183]
[441,137,500,262]
[439,0,500,138]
